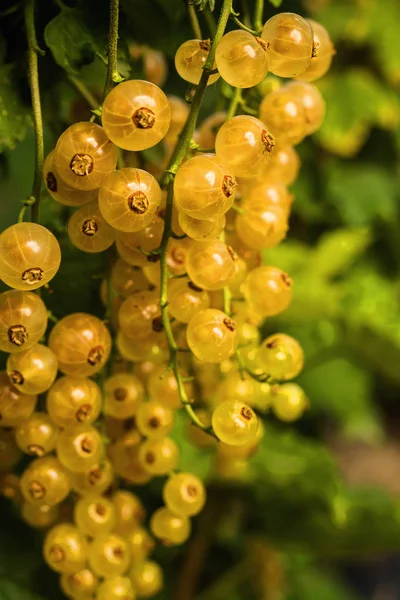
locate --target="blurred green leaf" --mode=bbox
[0,579,46,600]
[307,228,371,279]
[0,66,31,152]
[171,411,212,480]
[44,9,96,74]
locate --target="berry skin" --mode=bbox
[130,561,163,598]
[88,533,131,578]
[257,333,304,380]
[259,89,307,145]
[99,168,162,232]
[196,111,227,149]
[125,527,155,563]
[104,373,144,419]
[74,493,116,537]
[54,122,118,190]
[271,383,308,421]
[60,568,98,599]
[108,430,151,485]
[48,313,112,377]
[7,343,58,395]
[150,506,191,545]
[295,20,335,82]
[186,309,237,363]
[165,95,190,142]
[0,430,22,471]
[163,472,206,516]
[284,81,326,135]
[112,489,146,535]
[118,290,160,341]
[0,223,61,291]
[116,216,164,267]
[102,80,171,151]
[136,400,175,439]
[178,212,226,241]
[68,459,115,496]
[261,13,313,78]
[15,411,59,457]
[0,370,37,427]
[96,576,135,600]
[43,150,97,207]
[186,240,237,291]
[174,154,236,220]
[44,523,88,574]
[243,180,293,215]
[175,39,220,86]
[138,437,179,476]
[57,425,103,473]
[215,30,269,88]
[22,503,59,529]
[101,259,149,300]
[129,44,168,87]
[20,456,71,506]
[47,376,102,428]
[168,278,210,323]
[215,115,275,178]
[116,330,168,364]
[242,266,293,317]
[0,290,48,354]
[212,400,258,445]
[68,201,116,253]
[259,145,300,186]
[235,198,288,250]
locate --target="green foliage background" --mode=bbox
[0,0,400,598]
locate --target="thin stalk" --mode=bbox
[188,1,202,39]
[253,0,264,33]
[202,5,216,36]
[103,0,121,100]
[226,86,242,119]
[24,0,44,224]
[68,74,99,110]
[158,0,233,436]
[230,13,259,35]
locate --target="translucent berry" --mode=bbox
[116,216,164,267]
[0,290,48,353]
[54,122,118,190]
[296,20,334,82]
[15,412,59,457]
[175,39,219,85]
[150,506,191,545]
[130,561,163,597]
[102,80,171,151]
[147,365,193,410]
[129,44,168,87]
[271,383,308,421]
[0,429,22,471]
[186,309,237,363]
[20,456,71,506]
[215,30,269,88]
[22,502,59,529]
[168,278,210,323]
[0,370,37,427]
[178,212,225,241]
[112,489,146,535]
[47,376,102,428]
[44,523,88,574]
[68,459,114,496]
[259,146,300,186]
[60,568,98,599]
[57,425,103,473]
[7,343,58,395]
[0,223,61,291]
[196,111,226,149]
[125,527,155,563]
[259,89,307,145]
[235,198,288,250]
[186,240,237,291]
[136,400,174,439]
[261,13,313,78]
[118,290,160,341]
[242,266,293,316]
[212,400,258,445]
[215,115,275,178]
[43,150,97,207]
[88,533,131,578]
[96,576,135,600]
[104,373,144,419]
[165,95,189,142]
[48,313,112,377]
[257,333,304,380]
[74,493,116,537]
[138,437,179,475]
[284,81,326,134]
[68,201,116,253]
[174,154,236,220]
[163,472,206,516]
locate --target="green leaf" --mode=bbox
[325,162,397,226]
[190,0,215,11]
[171,411,212,481]
[44,9,96,74]
[307,228,371,279]
[0,66,31,152]
[0,579,46,600]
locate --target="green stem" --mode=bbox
[188,1,202,39]
[230,13,259,35]
[68,74,99,110]
[24,0,44,224]
[103,0,121,100]
[253,0,264,32]
[226,87,242,119]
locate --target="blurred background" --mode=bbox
[1,0,400,598]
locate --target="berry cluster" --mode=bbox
[0,6,334,599]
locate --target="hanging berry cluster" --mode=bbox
[0,1,334,598]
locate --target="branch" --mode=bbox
[23,0,44,224]
[253,0,264,33]
[103,0,123,101]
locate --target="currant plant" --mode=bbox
[0,0,335,597]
